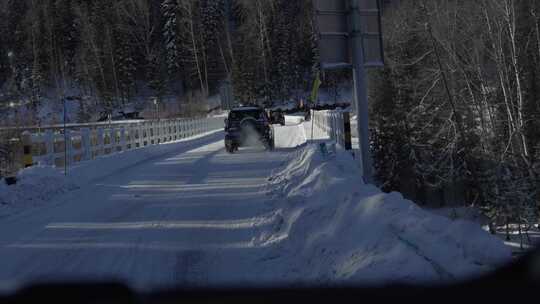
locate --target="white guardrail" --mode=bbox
[24,117,224,168]
[311,110,352,150]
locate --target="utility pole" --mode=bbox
[224,0,236,110]
[313,0,384,184]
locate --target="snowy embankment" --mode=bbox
[256,144,512,285]
[0,130,223,218]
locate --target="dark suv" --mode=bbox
[224,106,275,153]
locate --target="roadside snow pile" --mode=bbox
[0,167,78,217]
[274,124,307,149]
[258,144,512,285]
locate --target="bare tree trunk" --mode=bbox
[30,0,39,105]
[185,1,206,96]
[503,1,530,160]
[257,0,269,84]
[482,3,521,162]
[106,26,122,105]
[217,39,230,75]
[44,2,60,101]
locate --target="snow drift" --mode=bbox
[0,167,79,218]
[256,144,512,285]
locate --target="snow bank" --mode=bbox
[273,115,308,149]
[0,130,223,218]
[274,124,307,149]
[258,144,512,285]
[0,167,79,218]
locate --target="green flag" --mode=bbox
[310,72,321,104]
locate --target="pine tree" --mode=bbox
[200,0,226,91]
[147,52,167,103]
[5,0,30,95]
[162,0,180,77]
[115,35,137,103]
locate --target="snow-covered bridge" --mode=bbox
[0,116,511,291]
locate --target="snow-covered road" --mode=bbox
[0,132,293,291]
[0,120,512,291]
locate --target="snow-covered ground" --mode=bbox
[0,121,512,291]
[0,167,79,219]
[430,207,540,256]
[254,144,511,285]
